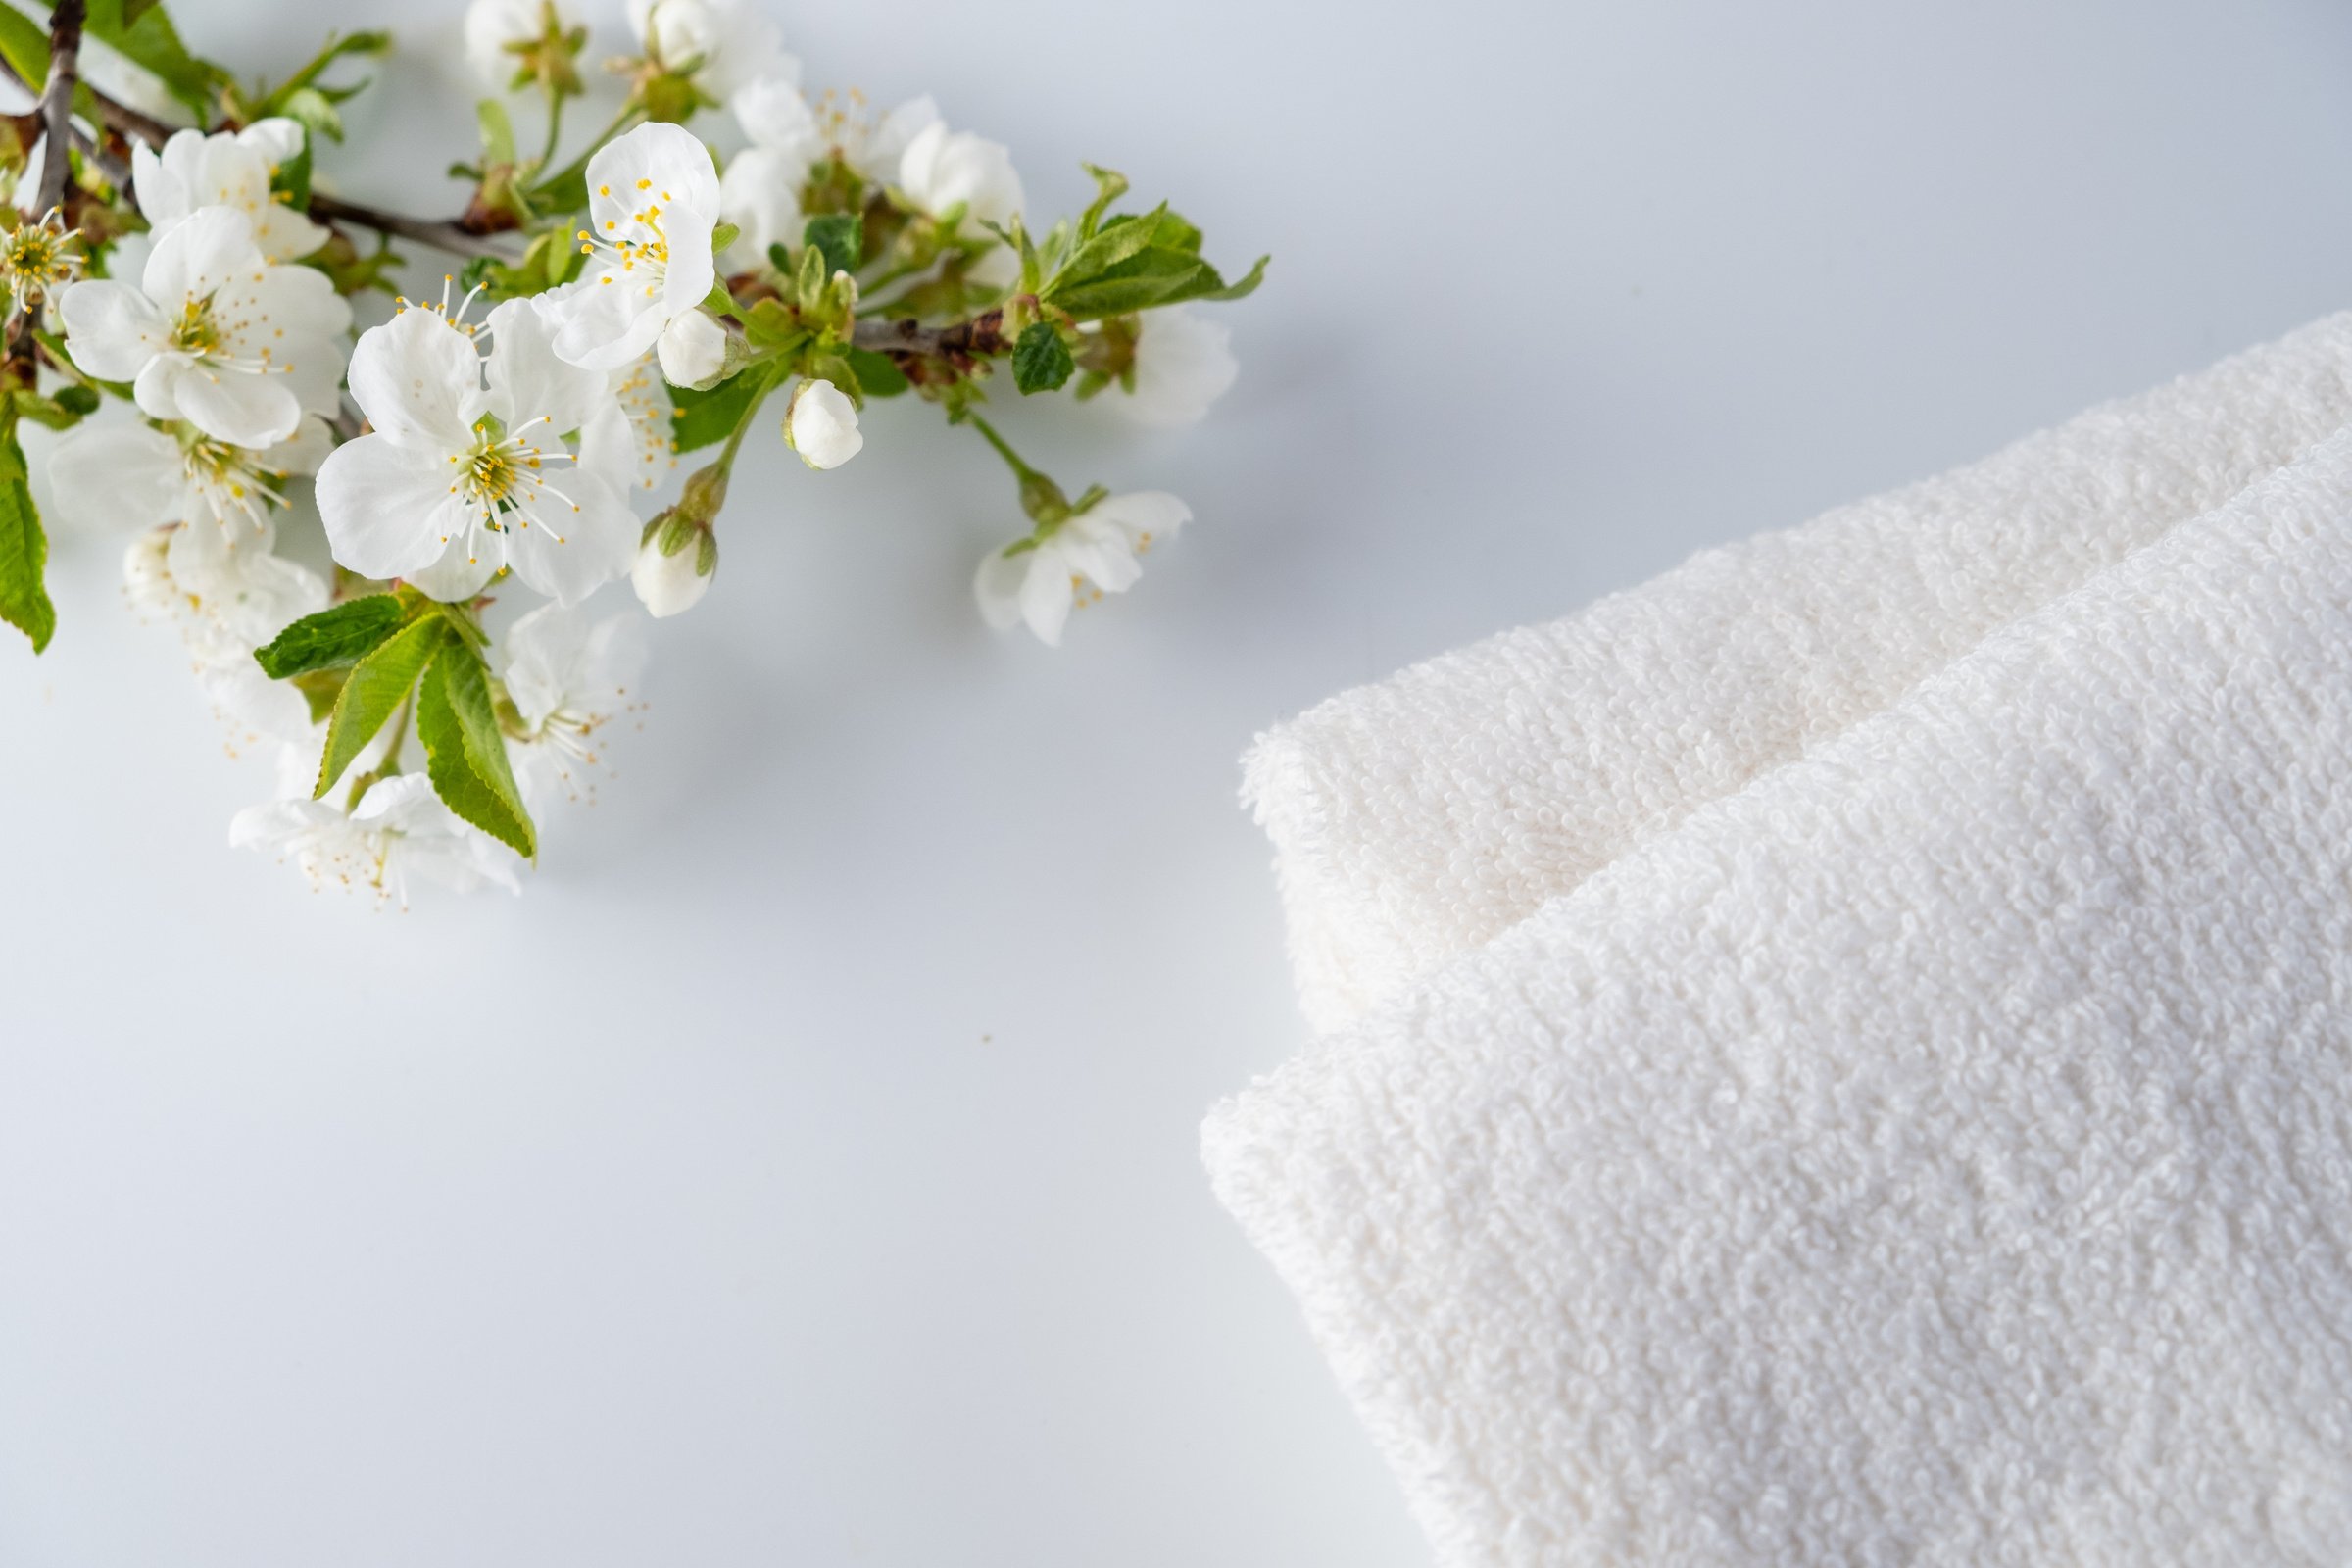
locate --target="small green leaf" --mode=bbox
[289,668,346,725]
[709,220,739,255]
[1077,164,1129,240]
[843,346,909,400]
[804,212,861,278]
[1046,202,1168,295]
[252,593,407,679]
[315,616,447,798]
[0,431,53,653]
[1047,247,1212,318]
[1182,253,1269,304]
[83,0,227,121]
[1010,322,1073,394]
[476,97,516,169]
[416,642,535,858]
[669,364,771,454]
[278,85,344,142]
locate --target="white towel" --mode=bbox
[1247,312,2352,1035]
[1207,428,2352,1565]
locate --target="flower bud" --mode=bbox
[785,377,863,470]
[656,308,743,390]
[631,513,717,617]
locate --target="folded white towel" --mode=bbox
[1247,312,2352,1035]
[1208,429,2352,1566]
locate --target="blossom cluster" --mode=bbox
[0,0,1262,902]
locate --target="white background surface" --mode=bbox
[5,2,2352,1563]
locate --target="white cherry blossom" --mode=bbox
[1113,306,1238,428]
[132,120,329,263]
[231,773,521,903]
[500,602,650,805]
[466,0,580,88]
[120,518,327,745]
[785,377,860,468]
[631,522,713,616]
[56,206,350,448]
[974,491,1189,647]
[51,416,331,539]
[625,0,785,104]
[544,122,721,372]
[317,291,636,606]
[897,120,1025,287]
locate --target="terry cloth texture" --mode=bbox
[1245,312,2352,1035]
[1206,426,2352,1566]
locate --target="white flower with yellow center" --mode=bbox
[231,773,522,904]
[56,205,350,449]
[51,416,332,539]
[544,122,721,373]
[718,81,936,270]
[119,516,329,746]
[132,119,328,263]
[897,119,1026,287]
[974,491,1190,647]
[317,289,637,606]
[625,0,784,102]
[0,206,83,317]
[500,602,650,807]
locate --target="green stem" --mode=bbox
[713,363,784,474]
[965,412,1040,484]
[531,89,566,174]
[346,694,412,810]
[529,101,643,200]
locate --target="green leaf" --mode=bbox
[843,346,909,400]
[314,615,446,798]
[0,7,50,96]
[803,212,861,277]
[668,364,770,454]
[416,641,534,859]
[277,84,343,142]
[476,97,516,169]
[0,430,52,653]
[1182,253,1269,304]
[289,668,345,725]
[709,220,739,255]
[251,593,406,679]
[270,123,312,208]
[1047,247,1212,318]
[82,0,226,121]
[1077,164,1129,240]
[1046,202,1169,295]
[1010,322,1073,394]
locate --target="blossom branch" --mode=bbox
[308,191,515,261]
[9,0,84,367]
[32,0,84,215]
[851,309,1005,361]
[0,51,515,262]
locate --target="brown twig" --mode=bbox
[8,0,84,368]
[0,49,517,263]
[852,309,1006,361]
[309,191,514,261]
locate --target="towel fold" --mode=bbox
[1247,313,2352,1035]
[1209,422,2352,1565]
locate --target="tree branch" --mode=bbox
[32,0,83,215]
[9,0,83,368]
[308,191,514,261]
[0,48,518,263]
[852,309,1006,360]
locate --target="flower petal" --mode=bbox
[1017,545,1074,646]
[174,365,304,448]
[47,421,184,530]
[316,431,471,580]
[499,466,640,606]
[55,280,170,380]
[407,528,500,603]
[346,305,486,448]
[487,296,612,436]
